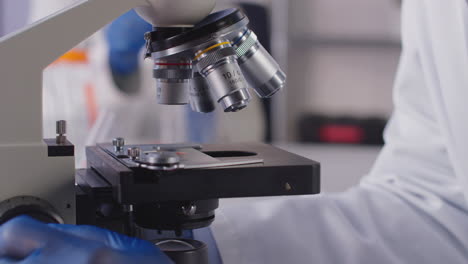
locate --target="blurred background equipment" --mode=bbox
[298,115,386,145]
[287,0,401,142]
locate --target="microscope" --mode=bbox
[0,1,320,263]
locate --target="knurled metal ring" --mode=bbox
[153,69,193,80]
[235,31,258,58]
[0,196,64,225]
[195,47,237,72]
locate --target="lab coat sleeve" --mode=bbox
[211,1,468,263]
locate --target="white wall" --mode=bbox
[1,0,29,36]
[278,144,380,192]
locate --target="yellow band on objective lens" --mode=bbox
[194,42,231,61]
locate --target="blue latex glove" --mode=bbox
[0,216,172,264]
[106,10,152,76]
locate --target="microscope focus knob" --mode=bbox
[127,147,141,160]
[154,239,209,264]
[134,151,182,171]
[112,137,125,152]
[146,151,181,166]
[0,196,64,225]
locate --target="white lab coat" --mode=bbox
[212,1,468,263]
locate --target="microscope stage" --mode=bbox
[78,143,320,204]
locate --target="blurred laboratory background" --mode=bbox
[0,0,402,192]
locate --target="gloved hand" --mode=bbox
[0,216,173,264]
[106,10,152,76]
